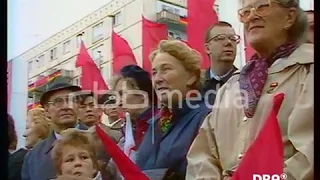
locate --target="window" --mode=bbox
[73,77,80,86]
[92,22,104,42]
[28,61,33,72]
[37,55,45,68]
[63,40,71,54]
[168,30,181,40]
[101,64,110,83]
[113,12,121,26]
[50,47,58,60]
[76,33,85,47]
[92,44,104,62]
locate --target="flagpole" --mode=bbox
[107,14,115,76]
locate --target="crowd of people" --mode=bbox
[8,0,314,179]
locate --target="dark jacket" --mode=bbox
[8,148,29,180]
[136,99,211,178]
[201,67,237,106]
[21,123,88,180]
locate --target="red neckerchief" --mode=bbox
[239,42,297,118]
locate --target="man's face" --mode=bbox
[104,105,120,121]
[205,26,238,63]
[76,96,101,127]
[306,12,314,44]
[45,89,78,130]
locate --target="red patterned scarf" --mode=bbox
[239,42,298,118]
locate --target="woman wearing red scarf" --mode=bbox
[135,40,211,179]
[187,0,313,179]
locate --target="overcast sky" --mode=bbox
[8,0,111,60]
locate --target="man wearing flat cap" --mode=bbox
[21,77,88,180]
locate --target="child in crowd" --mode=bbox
[51,129,103,180]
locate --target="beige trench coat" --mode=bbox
[186,44,314,180]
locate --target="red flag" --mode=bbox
[232,93,285,180]
[142,16,168,73]
[75,41,108,91]
[112,31,137,74]
[187,0,218,69]
[96,125,150,180]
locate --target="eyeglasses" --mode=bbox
[238,1,282,23]
[47,97,77,108]
[207,34,241,44]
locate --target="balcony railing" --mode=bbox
[156,10,187,31]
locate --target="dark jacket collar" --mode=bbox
[205,66,238,82]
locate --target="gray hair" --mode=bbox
[277,0,309,43]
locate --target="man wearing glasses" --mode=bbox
[202,21,239,106]
[21,77,88,180]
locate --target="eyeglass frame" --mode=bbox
[47,96,79,108]
[206,34,241,44]
[237,0,294,23]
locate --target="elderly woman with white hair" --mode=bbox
[186,0,313,179]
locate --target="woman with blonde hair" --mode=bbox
[51,129,104,180]
[186,0,313,179]
[23,108,51,149]
[136,40,211,179]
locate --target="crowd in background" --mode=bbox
[8,0,314,180]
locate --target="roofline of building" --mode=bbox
[12,0,186,61]
[12,0,115,61]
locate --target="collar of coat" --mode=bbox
[232,43,313,76]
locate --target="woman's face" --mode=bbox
[60,145,96,178]
[240,0,297,47]
[152,52,196,105]
[23,117,40,149]
[114,79,147,117]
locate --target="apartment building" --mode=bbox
[13,0,245,109]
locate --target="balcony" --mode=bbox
[156,10,187,32]
[28,69,75,100]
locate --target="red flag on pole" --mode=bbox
[142,16,168,73]
[95,125,150,180]
[75,41,109,91]
[112,31,137,74]
[187,0,218,69]
[232,93,285,180]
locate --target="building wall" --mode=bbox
[24,0,148,86]
[10,58,28,149]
